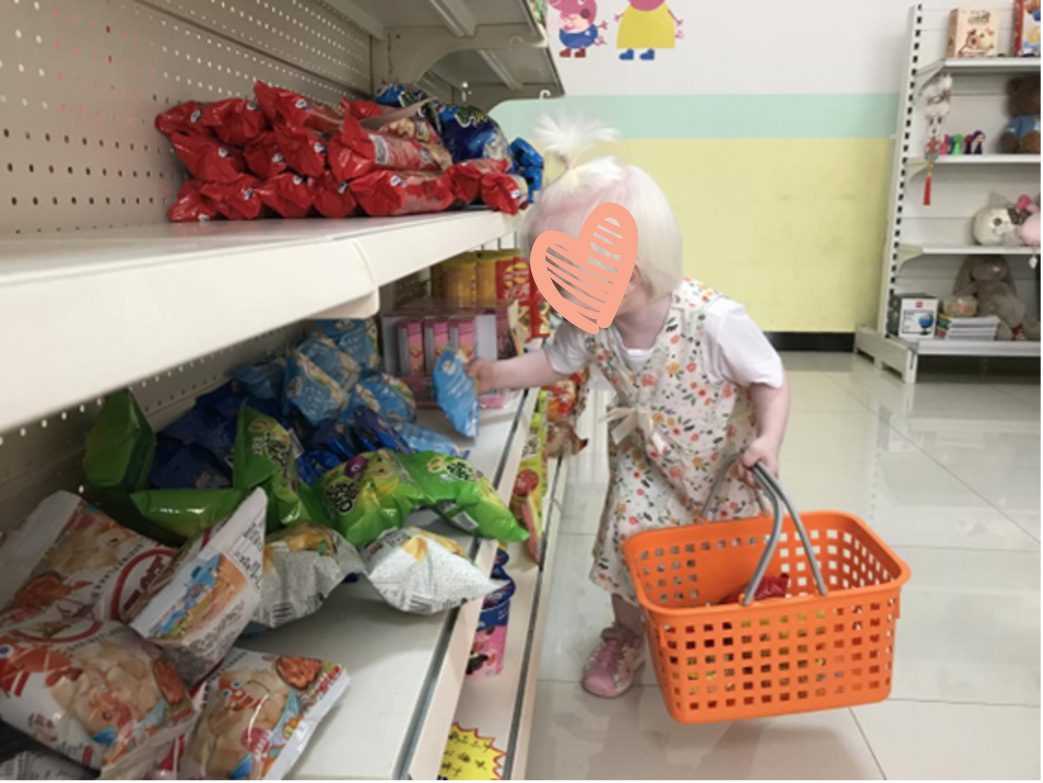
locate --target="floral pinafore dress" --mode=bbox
[587,279,763,601]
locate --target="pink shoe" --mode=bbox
[581,624,645,698]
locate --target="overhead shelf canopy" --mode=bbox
[329,0,563,108]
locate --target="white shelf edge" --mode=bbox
[907,154,1041,168]
[917,56,1042,85]
[907,337,1042,357]
[0,210,518,434]
[898,243,1041,266]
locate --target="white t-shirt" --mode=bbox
[545,298,784,388]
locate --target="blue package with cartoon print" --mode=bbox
[297,447,346,486]
[311,319,380,371]
[284,348,349,426]
[350,370,416,423]
[392,420,466,458]
[150,437,231,489]
[435,102,510,164]
[161,405,237,466]
[433,348,479,438]
[352,406,411,453]
[298,334,360,389]
[231,357,286,401]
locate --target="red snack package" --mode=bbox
[343,98,387,121]
[254,80,342,132]
[312,172,358,219]
[719,573,790,605]
[329,117,450,181]
[243,131,287,179]
[447,158,511,204]
[256,173,314,218]
[200,98,267,146]
[201,175,263,220]
[480,172,528,216]
[349,170,455,217]
[167,180,219,223]
[342,99,442,144]
[274,125,328,178]
[170,133,246,184]
[155,101,210,138]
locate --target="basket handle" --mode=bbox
[700,454,828,605]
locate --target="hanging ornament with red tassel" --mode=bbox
[920,74,952,206]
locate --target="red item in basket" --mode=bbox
[256,173,314,218]
[447,158,510,204]
[350,170,455,217]
[201,175,263,220]
[155,101,210,138]
[170,133,246,183]
[480,172,528,216]
[312,172,358,218]
[254,80,343,132]
[243,131,287,179]
[167,180,219,222]
[274,125,328,178]
[719,573,790,605]
[200,98,267,146]
[329,117,450,181]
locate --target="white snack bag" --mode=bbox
[252,523,363,629]
[0,617,196,778]
[182,648,349,780]
[362,527,501,614]
[0,492,175,625]
[0,749,93,780]
[128,489,266,686]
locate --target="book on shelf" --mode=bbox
[936,314,1000,340]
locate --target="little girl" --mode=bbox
[470,117,790,698]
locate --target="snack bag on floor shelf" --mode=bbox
[349,170,455,217]
[273,125,328,178]
[243,131,288,180]
[283,347,349,426]
[200,97,267,147]
[352,371,417,424]
[130,488,249,542]
[329,116,450,181]
[200,175,264,221]
[233,407,308,531]
[316,450,423,547]
[545,420,588,458]
[251,523,363,630]
[0,616,196,777]
[432,348,479,438]
[447,158,510,204]
[312,172,358,218]
[168,180,219,223]
[362,527,501,614]
[155,101,210,138]
[149,438,231,491]
[392,420,465,458]
[309,318,380,370]
[479,172,528,216]
[170,134,246,183]
[398,453,528,543]
[182,648,348,780]
[0,492,176,625]
[83,390,156,504]
[231,357,286,402]
[127,489,265,686]
[433,103,510,164]
[511,398,548,563]
[298,333,360,389]
[350,406,411,454]
[255,173,314,218]
[253,81,343,133]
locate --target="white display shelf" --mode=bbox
[243,387,538,781]
[445,451,569,780]
[897,242,1041,266]
[917,56,1042,85]
[0,209,517,434]
[907,154,1042,171]
[911,337,1042,357]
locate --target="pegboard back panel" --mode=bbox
[0,321,302,529]
[0,0,371,235]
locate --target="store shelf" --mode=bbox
[332,0,563,107]
[911,337,1042,357]
[916,56,1042,85]
[445,450,569,779]
[0,209,517,434]
[243,387,539,781]
[897,242,1041,266]
[907,154,1042,173]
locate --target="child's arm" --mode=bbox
[739,376,790,483]
[469,350,565,393]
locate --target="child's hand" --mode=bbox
[468,358,497,394]
[739,436,780,486]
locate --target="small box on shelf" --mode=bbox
[946,8,1001,58]
[888,293,940,340]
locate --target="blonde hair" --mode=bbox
[521,115,683,300]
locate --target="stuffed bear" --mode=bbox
[954,255,1040,340]
[998,75,1040,154]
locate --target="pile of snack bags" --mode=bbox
[158,80,543,222]
[0,319,531,779]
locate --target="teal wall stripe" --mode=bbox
[492,94,899,140]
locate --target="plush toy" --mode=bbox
[972,201,1021,245]
[954,255,1040,340]
[998,76,1040,154]
[1015,194,1041,247]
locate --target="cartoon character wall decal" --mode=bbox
[550,0,607,57]
[615,0,683,61]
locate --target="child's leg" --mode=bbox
[582,592,646,698]
[612,593,645,635]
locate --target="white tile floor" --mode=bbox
[526,352,1041,780]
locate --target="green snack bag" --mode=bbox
[130,488,248,541]
[399,452,528,543]
[84,389,156,495]
[366,449,424,524]
[233,405,308,530]
[316,455,394,547]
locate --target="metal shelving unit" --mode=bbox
[855,4,1041,382]
[0,0,567,779]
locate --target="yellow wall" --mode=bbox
[595,139,892,332]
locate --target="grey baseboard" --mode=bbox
[764,332,855,352]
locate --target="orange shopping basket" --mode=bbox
[622,461,911,724]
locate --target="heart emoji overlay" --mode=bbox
[529,202,638,335]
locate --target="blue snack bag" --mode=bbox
[297,447,346,486]
[352,406,411,453]
[298,333,360,389]
[351,370,416,423]
[307,419,358,461]
[311,319,380,370]
[392,420,465,458]
[150,437,232,489]
[376,83,431,109]
[196,381,250,419]
[284,347,349,426]
[435,102,509,163]
[160,405,237,465]
[231,357,286,401]
[433,348,479,438]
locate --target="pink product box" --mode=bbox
[448,318,476,361]
[397,321,425,376]
[423,319,450,374]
